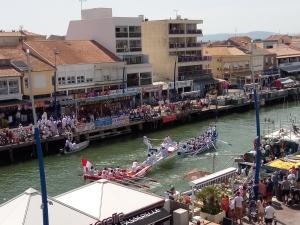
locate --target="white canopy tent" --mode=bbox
[0,188,98,225]
[55,179,165,221]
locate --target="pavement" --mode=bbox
[240,198,300,225]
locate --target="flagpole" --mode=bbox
[26,49,49,225]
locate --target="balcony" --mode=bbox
[177,55,212,63]
[129,32,141,38]
[186,29,203,35]
[169,29,185,35]
[178,70,212,81]
[169,43,185,49]
[116,32,128,38]
[186,42,202,48]
[129,47,142,52]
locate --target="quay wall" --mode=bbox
[0,87,299,166]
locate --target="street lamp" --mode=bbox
[26,49,49,225]
[53,48,59,119]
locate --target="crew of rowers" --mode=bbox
[87,166,130,180]
[181,126,218,152]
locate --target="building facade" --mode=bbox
[66,8,153,91]
[141,16,212,92]
[203,46,250,85]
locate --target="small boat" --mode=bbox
[61,140,90,155]
[177,127,218,156]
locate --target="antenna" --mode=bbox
[173,9,178,19]
[79,0,87,11]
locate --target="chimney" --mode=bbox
[138,15,144,21]
[176,15,182,20]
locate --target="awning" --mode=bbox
[60,92,138,106]
[280,65,300,73]
[195,78,219,85]
[0,99,29,108]
[123,208,171,225]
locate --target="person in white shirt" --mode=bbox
[265,202,275,225]
[234,192,243,225]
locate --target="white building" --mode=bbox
[67,8,153,90]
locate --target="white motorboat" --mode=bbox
[61,140,90,155]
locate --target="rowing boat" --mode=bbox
[61,140,90,155]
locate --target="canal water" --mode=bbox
[1,101,299,203]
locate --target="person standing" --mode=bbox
[234,192,244,225]
[264,202,275,225]
[266,177,274,203]
[257,200,265,225]
[281,176,291,205]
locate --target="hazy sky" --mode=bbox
[0,0,299,36]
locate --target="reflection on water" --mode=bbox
[0,102,299,202]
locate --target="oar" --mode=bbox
[122,178,150,189]
[218,139,232,146]
[211,142,217,151]
[134,176,159,183]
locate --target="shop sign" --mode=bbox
[169,80,193,89]
[90,213,125,225]
[120,208,161,225]
[142,85,162,93]
[162,114,177,124]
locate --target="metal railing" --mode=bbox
[129,32,141,38]
[116,32,128,38]
[186,42,202,48]
[169,29,185,34]
[177,55,212,62]
[186,29,202,35]
[169,43,185,48]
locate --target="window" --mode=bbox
[116,40,128,52]
[140,72,152,86]
[8,80,19,94]
[77,76,85,83]
[86,78,93,83]
[127,73,139,87]
[0,80,8,95]
[58,77,66,85]
[24,78,29,88]
[104,75,110,81]
[67,76,76,84]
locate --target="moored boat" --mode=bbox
[61,140,90,155]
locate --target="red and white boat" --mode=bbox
[81,159,151,182]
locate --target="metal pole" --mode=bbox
[122,66,126,94]
[173,56,177,101]
[53,52,57,119]
[26,49,49,225]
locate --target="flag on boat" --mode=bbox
[82,159,93,173]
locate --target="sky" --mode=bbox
[0,0,299,36]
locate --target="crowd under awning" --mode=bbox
[60,91,138,106]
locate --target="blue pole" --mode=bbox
[34,127,49,225]
[253,88,261,200]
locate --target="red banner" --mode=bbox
[162,114,177,124]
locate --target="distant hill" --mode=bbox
[202,31,275,42]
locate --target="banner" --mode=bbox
[94,117,112,128]
[162,114,177,124]
[112,115,130,126]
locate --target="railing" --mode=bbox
[169,43,185,48]
[116,32,128,38]
[186,29,202,35]
[177,55,212,62]
[129,32,141,38]
[178,70,212,79]
[186,42,202,48]
[129,47,142,52]
[169,29,185,34]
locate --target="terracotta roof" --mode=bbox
[0,66,21,77]
[24,40,120,66]
[252,47,275,56]
[228,36,252,46]
[47,35,65,40]
[0,44,53,71]
[266,44,300,58]
[265,35,291,42]
[203,46,247,56]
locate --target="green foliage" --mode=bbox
[196,185,224,215]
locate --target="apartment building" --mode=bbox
[66,8,153,90]
[263,35,292,49]
[203,46,250,84]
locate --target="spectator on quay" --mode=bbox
[264,202,275,225]
[271,171,279,197]
[281,176,291,205]
[266,176,274,203]
[257,200,265,225]
[221,194,230,217]
[234,192,243,225]
[258,179,267,200]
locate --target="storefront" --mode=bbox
[55,179,172,225]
